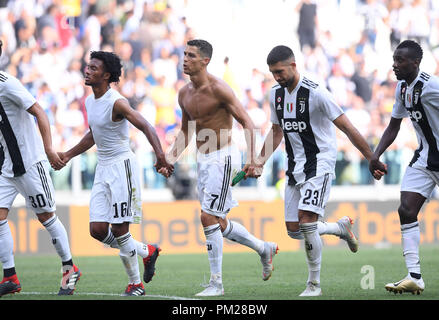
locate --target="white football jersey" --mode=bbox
[85,88,134,165]
[270,74,344,185]
[392,71,439,171]
[0,71,46,177]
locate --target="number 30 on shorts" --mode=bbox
[29,194,47,208]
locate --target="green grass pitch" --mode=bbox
[1,245,438,301]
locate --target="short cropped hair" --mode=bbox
[396,40,423,62]
[187,39,213,59]
[267,45,295,65]
[90,51,122,83]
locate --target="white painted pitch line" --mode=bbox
[20,291,200,300]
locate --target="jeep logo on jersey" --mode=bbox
[281,118,307,132]
[408,110,422,122]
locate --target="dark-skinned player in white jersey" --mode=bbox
[245,45,387,296]
[369,40,439,295]
[57,51,174,296]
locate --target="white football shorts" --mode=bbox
[401,165,439,199]
[284,172,333,222]
[197,144,241,219]
[0,160,56,214]
[90,156,142,224]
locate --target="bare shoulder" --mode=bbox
[209,75,234,99]
[113,97,130,110]
[177,82,191,106]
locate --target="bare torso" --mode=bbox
[179,74,233,153]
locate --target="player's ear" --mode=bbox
[203,57,211,66]
[413,58,421,68]
[103,71,111,81]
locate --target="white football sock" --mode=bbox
[204,223,223,278]
[300,222,322,284]
[42,215,72,262]
[222,219,264,254]
[102,227,149,258]
[116,232,141,284]
[401,221,421,275]
[288,221,340,240]
[0,220,15,269]
[317,221,341,236]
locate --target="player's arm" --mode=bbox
[113,98,174,176]
[61,128,95,165]
[27,102,65,170]
[215,81,257,166]
[369,116,402,175]
[166,89,194,165]
[333,114,374,160]
[245,123,284,178]
[333,114,387,179]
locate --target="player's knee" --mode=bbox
[36,211,55,224]
[89,225,107,241]
[0,208,9,220]
[200,211,219,227]
[398,203,417,224]
[287,229,304,240]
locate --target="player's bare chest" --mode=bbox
[182,92,220,119]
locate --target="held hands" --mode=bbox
[243,162,264,179]
[47,149,66,170]
[368,156,388,180]
[155,154,174,178]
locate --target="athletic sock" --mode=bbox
[287,221,340,240]
[0,220,15,271]
[317,221,341,236]
[42,214,72,263]
[3,267,16,278]
[102,227,150,258]
[62,259,73,266]
[401,221,421,276]
[117,232,141,284]
[222,219,264,254]
[300,222,322,284]
[204,223,223,279]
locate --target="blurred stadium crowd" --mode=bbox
[1,0,439,197]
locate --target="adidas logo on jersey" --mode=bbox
[281,118,307,133]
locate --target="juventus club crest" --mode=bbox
[414,90,420,105]
[299,99,306,113]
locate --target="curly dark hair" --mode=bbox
[90,51,122,83]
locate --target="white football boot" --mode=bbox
[260,242,279,281]
[385,274,425,295]
[299,281,322,297]
[337,216,359,253]
[195,274,224,297]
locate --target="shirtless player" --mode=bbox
[164,39,278,297]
